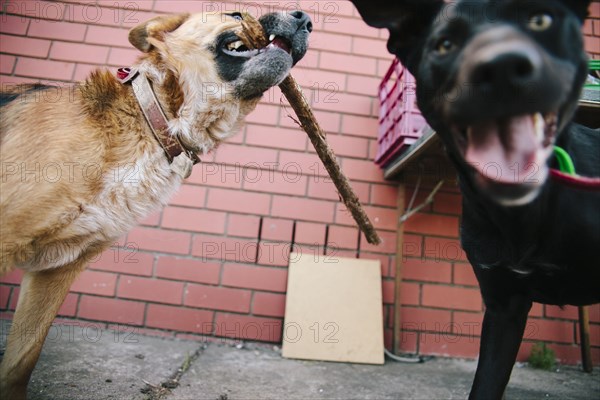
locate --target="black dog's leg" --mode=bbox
[469,293,532,400]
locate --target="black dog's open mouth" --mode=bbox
[452,111,559,204]
[222,35,292,58]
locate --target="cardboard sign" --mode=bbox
[282,252,384,365]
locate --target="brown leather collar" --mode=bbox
[117,68,200,166]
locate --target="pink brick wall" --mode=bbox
[584,2,600,59]
[1,1,598,365]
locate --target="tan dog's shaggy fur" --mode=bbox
[0,11,310,399]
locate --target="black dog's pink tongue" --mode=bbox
[465,115,539,184]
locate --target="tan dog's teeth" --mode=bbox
[227,40,244,51]
[269,34,276,42]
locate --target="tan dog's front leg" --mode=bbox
[0,263,86,400]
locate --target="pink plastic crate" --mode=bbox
[375,59,427,167]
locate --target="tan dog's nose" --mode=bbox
[290,10,313,33]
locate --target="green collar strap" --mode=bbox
[553,146,576,175]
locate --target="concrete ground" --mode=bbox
[0,320,598,400]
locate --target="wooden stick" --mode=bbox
[238,14,382,245]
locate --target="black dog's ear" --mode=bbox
[350,0,444,71]
[559,0,592,23]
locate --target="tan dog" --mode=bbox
[0,10,312,399]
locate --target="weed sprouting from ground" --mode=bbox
[528,342,556,371]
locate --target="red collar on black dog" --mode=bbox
[550,169,600,191]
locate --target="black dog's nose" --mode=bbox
[471,52,539,88]
[290,10,313,33]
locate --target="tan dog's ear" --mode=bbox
[129,13,190,52]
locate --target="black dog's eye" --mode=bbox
[527,12,553,31]
[228,12,243,21]
[435,38,456,55]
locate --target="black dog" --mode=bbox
[350,0,599,398]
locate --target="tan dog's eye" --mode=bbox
[528,13,553,31]
[436,38,456,55]
[229,12,243,21]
